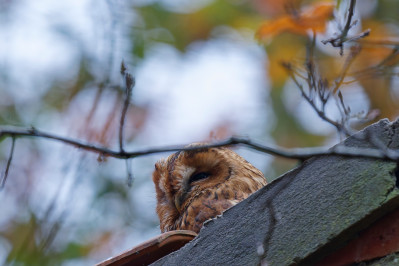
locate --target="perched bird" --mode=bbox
[152,145,267,233]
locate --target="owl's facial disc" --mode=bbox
[172,148,223,213]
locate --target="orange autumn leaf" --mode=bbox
[266,34,306,88]
[351,20,399,119]
[256,2,334,40]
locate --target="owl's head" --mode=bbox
[152,144,266,233]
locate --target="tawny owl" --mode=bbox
[152,145,267,233]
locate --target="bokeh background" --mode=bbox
[1,0,398,265]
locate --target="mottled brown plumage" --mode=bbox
[152,145,267,233]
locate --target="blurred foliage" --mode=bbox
[1,0,399,265]
[131,0,260,57]
[42,60,95,112]
[2,212,91,265]
[256,0,399,145]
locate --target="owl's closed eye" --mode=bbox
[152,145,267,233]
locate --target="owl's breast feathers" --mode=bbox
[152,146,267,233]
[178,184,258,233]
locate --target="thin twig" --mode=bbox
[126,159,134,187]
[342,0,356,38]
[322,0,365,55]
[283,62,349,135]
[1,136,15,189]
[119,62,135,152]
[356,39,399,46]
[351,47,399,79]
[333,45,361,94]
[283,33,357,137]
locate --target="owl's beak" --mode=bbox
[174,193,186,213]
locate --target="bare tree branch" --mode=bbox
[333,45,361,94]
[356,39,399,46]
[321,0,370,55]
[125,159,134,187]
[351,47,399,79]
[0,137,15,189]
[343,0,356,34]
[282,61,351,136]
[1,126,398,163]
[119,62,135,152]
[282,33,366,139]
